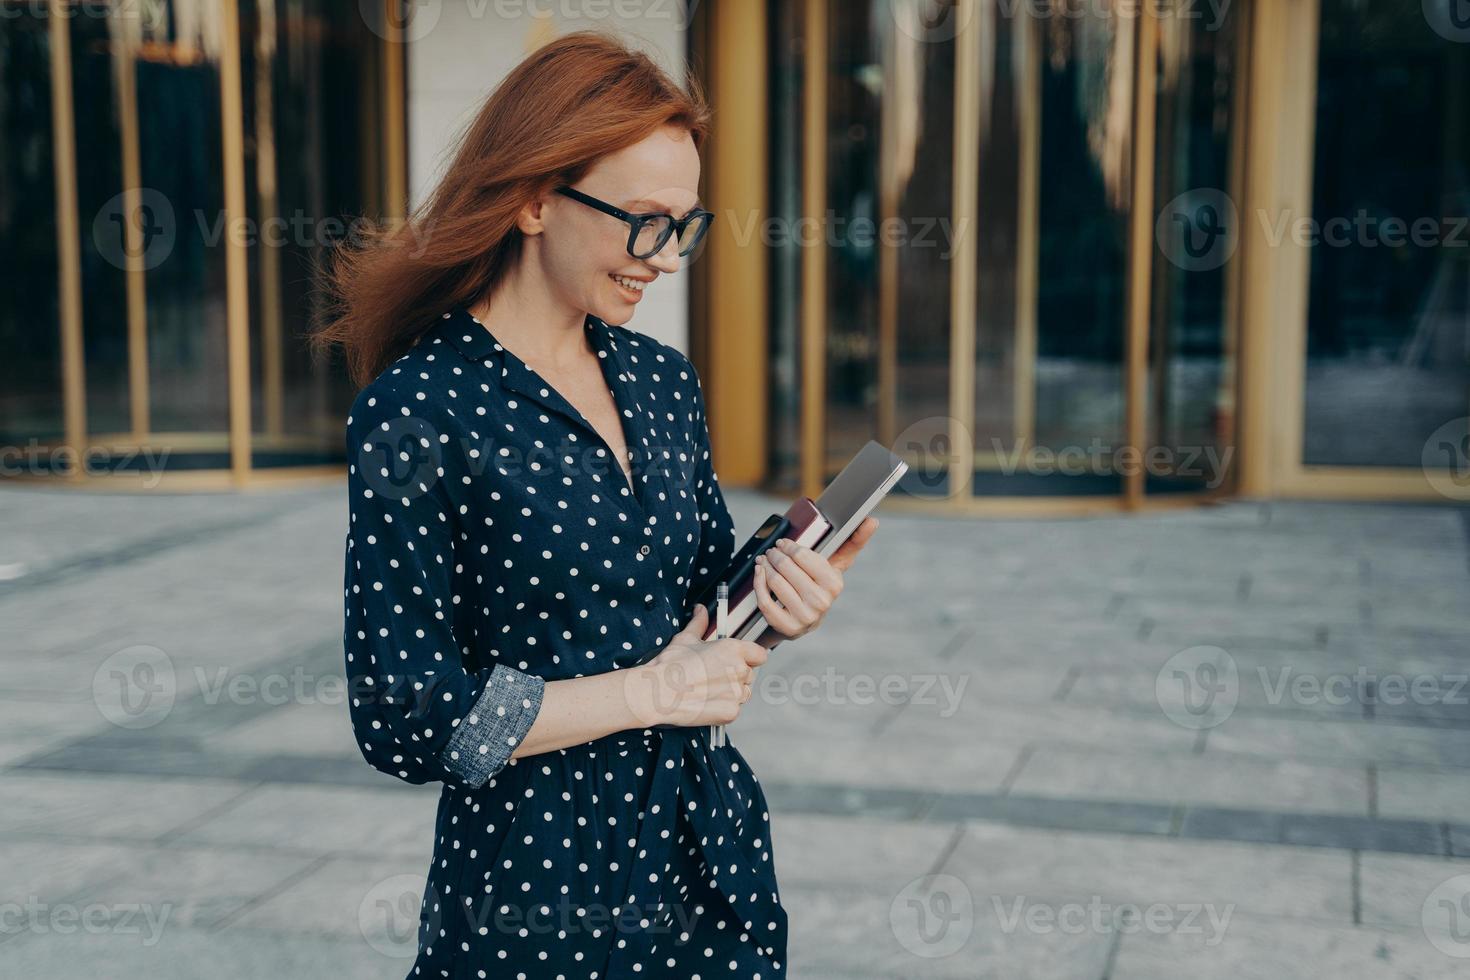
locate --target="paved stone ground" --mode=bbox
[1,482,1468,978]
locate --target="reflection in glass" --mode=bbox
[1147,4,1240,493]
[882,1,956,495]
[242,0,383,468]
[767,0,805,489]
[822,0,885,474]
[1304,0,1470,468]
[136,4,231,446]
[0,9,63,456]
[973,5,1134,495]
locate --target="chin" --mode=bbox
[593,304,636,327]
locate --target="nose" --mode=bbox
[642,229,682,275]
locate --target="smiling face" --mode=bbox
[523,124,703,327]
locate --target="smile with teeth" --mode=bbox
[610,274,648,292]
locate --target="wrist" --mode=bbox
[618,660,675,729]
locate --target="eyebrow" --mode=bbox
[627,198,703,216]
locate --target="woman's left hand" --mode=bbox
[752,516,879,641]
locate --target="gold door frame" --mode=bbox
[31,0,407,493]
[1236,0,1464,502]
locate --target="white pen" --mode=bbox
[711,582,728,748]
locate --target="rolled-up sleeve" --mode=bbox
[342,383,544,787]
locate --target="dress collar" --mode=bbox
[432,306,651,511]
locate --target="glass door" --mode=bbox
[767,0,1246,508]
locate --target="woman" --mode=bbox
[319,32,876,978]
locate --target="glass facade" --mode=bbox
[5,0,1466,503]
[1303,0,1470,470]
[0,9,62,452]
[0,0,396,481]
[768,0,1247,501]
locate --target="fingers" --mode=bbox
[755,560,814,634]
[773,537,843,595]
[829,515,878,572]
[738,640,768,669]
[760,543,835,614]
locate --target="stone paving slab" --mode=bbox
[781,880,1114,980]
[174,784,439,860]
[1202,715,1470,768]
[224,856,430,947]
[0,772,247,841]
[941,821,1355,924]
[1358,852,1470,934]
[766,812,957,895]
[1109,912,1467,980]
[1008,746,1371,816]
[0,840,144,908]
[0,927,400,980]
[59,843,323,932]
[1377,767,1470,822]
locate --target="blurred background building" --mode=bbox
[2,0,1467,513]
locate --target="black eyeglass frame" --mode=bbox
[555,185,714,259]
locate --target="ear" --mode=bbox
[516,196,547,237]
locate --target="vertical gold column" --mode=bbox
[383,0,408,221]
[800,0,828,498]
[108,13,149,445]
[707,0,769,486]
[220,0,252,484]
[256,0,284,440]
[1013,11,1040,454]
[1124,7,1159,508]
[949,0,981,501]
[48,0,85,480]
[1236,0,1319,496]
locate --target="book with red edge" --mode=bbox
[695,496,831,641]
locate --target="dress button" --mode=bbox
[639,544,651,556]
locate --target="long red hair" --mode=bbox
[313,31,710,388]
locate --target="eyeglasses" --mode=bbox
[555,185,714,260]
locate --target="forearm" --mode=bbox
[509,664,665,760]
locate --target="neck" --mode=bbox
[469,262,591,371]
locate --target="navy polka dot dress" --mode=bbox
[342,306,788,978]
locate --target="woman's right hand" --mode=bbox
[628,604,769,728]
